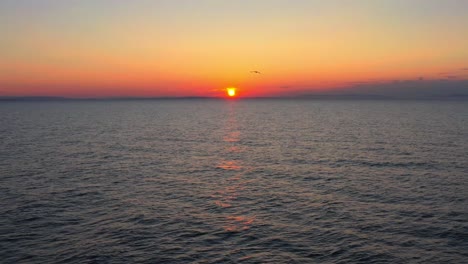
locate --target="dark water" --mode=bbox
[1,100,467,263]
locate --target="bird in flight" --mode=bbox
[250,71,262,74]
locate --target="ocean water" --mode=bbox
[1,99,467,263]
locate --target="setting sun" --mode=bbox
[226,88,237,97]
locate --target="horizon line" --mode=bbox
[1,94,468,101]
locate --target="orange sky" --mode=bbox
[1,0,467,97]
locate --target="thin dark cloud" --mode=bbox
[346,81,371,86]
[439,68,468,76]
[438,71,460,79]
[287,79,468,99]
[345,78,387,86]
[346,79,468,98]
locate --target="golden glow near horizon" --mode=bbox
[227,88,236,97]
[0,1,467,97]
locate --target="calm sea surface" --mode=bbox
[1,99,467,263]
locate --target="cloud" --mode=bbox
[344,79,468,98]
[289,79,468,99]
[345,81,372,86]
[437,68,468,80]
[439,68,468,75]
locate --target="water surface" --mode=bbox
[1,100,467,263]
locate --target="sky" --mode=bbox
[1,0,467,98]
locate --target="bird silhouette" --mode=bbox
[250,71,261,74]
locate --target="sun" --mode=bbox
[226,87,237,97]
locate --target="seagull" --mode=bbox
[250,71,261,74]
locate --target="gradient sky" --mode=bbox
[1,0,467,97]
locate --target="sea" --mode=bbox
[1,99,467,263]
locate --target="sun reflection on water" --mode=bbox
[224,215,256,232]
[216,160,242,171]
[211,102,256,232]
